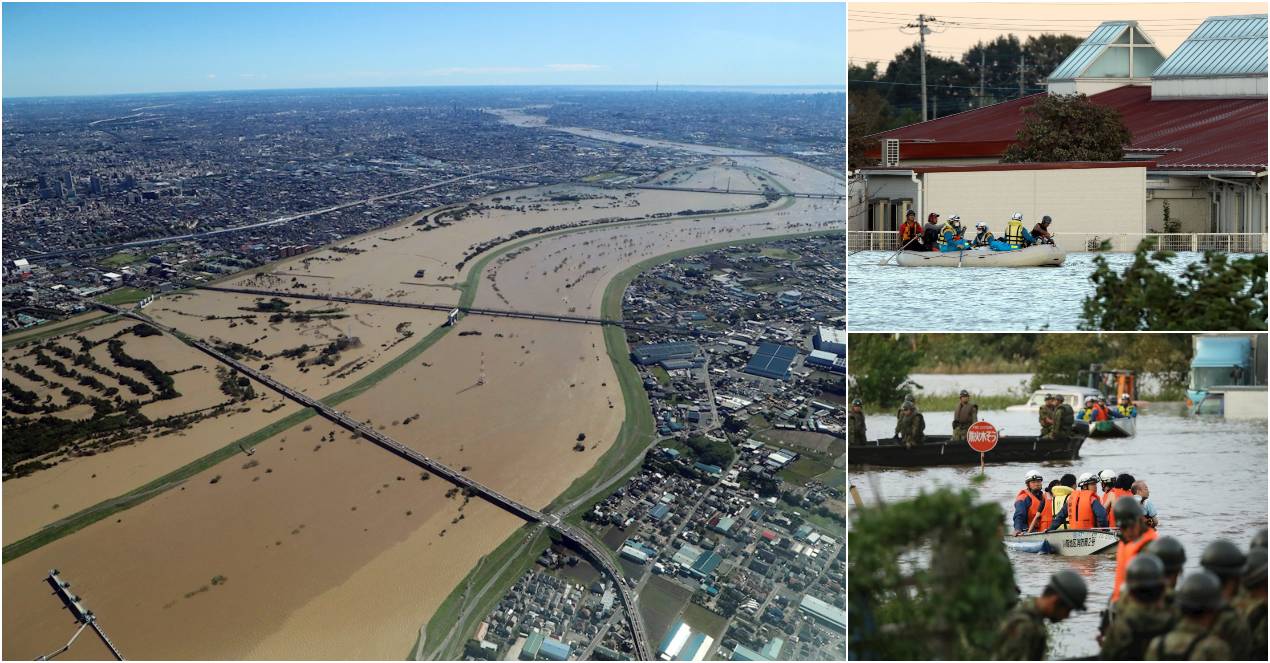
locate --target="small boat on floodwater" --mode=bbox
[1004,528,1120,556]
[849,423,1089,467]
[895,243,1066,268]
[1088,417,1137,438]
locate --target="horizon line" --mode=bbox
[5,82,847,101]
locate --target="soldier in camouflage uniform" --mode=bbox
[1043,395,1075,442]
[1232,547,1266,661]
[1145,536,1188,610]
[894,401,924,449]
[848,399,867,445]
[1199,539,1252,659]
[951,389,978,442]
[1146,571,1232,660]
[1101,554,1176,660]
[895,393,915,423]
[992,569,1086,660]
[1037,394,1056,437]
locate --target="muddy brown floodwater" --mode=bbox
[852,408,1268,660]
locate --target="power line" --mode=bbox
[850,9,1217,23]
[849,78,1047,92]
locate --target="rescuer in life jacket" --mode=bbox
[898,210,922,249]
[1012,469,1045,535]
[1117,394,1138,417]
[1002,213,1037,250]
[970,222,995,247]
[1045,472,1109,531]
[937,214,972,252]
[1111,497,1161,603]
[1104,471,1136,528]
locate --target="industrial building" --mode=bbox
[798,594,847,631]
[631,341,700,366]
[519,632,572,661]
[744,342,799,380]
[813,326,845,356]
[657,620,714,661]
[852,14,1268,245]
[806,349,846,373]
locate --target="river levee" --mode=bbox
[851,408,1268,660]
[2,119,844,658]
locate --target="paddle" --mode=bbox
[878,235,920,266]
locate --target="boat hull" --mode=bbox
[894,244,1067,268]
[1004,528,1120,556]
[1088,417,1136,438]
[849,426,1088,468]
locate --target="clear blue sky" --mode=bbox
[3,2,846,97]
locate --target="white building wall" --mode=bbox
[1151,76,1268,99]
[1221,388,1269,420]
[922,167,1147,235]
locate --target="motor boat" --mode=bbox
[849,422,1089,468]
[1004,528,1120,556]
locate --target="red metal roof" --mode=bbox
[865,86,1267,170]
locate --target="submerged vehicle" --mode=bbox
[1007,384,1101,413]
[1004,528,1120,556]
[894,243,1066,268]
[1186,334,1266,417]
[849,423,1089,468]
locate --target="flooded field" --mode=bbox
[851,409,1268,659]
[2,319,301,543]
[848,251,1261,330]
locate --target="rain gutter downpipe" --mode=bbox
[1208,175,1251,233]
[911,170,923,225]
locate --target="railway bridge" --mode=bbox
[98,303,653,660]
[196,284,685,334]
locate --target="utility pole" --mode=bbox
[1018,53,1026,98]
[903,13,938,120]
[919,14,930,121]
[979,49,986,107]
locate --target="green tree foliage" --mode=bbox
[1002,93,1132,162]
[685,435,733,467]
[1022,34,1086,84]
[849,485,1017,659]
[848,87,889,170]
[848,335,919,407]
[1081,240,1268,331]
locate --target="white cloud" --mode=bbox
[546,63,606,71]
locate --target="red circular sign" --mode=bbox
[967,421,999,453]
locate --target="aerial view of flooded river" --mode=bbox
[847,251,1261,330]
[851,408,1268,659]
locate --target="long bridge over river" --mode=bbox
[97,303,654,660]
[196,284,686,334]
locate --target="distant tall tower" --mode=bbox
[477,353,486,386]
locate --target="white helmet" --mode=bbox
[1078,472,1096,486]
[949,214,962,223]
[1025,469,1043,483]
[1099,469,1116,483]
[1085,396,1096,404]
[975,222,987,230]
[1011,213,1023,221]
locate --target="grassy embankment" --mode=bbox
[100,251,142,268]
[414,524,555,660]
[1,310,115,345]
[858,394,1020,415]
[95,286,151,306]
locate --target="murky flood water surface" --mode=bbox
[851,409,1268,660]
[848,251,1259,330]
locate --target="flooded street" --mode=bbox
[851,409,1268,660]
[848,251,1260,330]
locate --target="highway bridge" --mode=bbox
[98,303,653,660]
[196,284,683,334]
[616,183,845,201]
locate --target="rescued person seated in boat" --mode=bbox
[1045,472,1109,531]
[921,212,941,251]
[898,209,921,250]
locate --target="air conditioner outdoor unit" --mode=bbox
[884,139,900,167]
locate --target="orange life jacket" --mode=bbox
[1016,488,1043,530]
[1112,527,1159,602]
[1038,494,1054,531]
[899,220,920,243]
[1105,487,1134,528]
[1067,489,1098,530]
